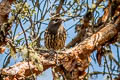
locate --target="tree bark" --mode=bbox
[1,18,120,79]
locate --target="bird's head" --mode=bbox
[47,17,64,34]
[50,17,64,25]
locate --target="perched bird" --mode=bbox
[44,17,66,50]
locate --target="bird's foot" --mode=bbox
[49,49,59,65]
[49,49,56,55]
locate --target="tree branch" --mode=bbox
[1,16,120,79]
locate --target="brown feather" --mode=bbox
[44,18,66,50]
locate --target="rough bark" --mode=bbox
[1,18,120,79]
[0,0,14,46]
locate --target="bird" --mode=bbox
[44,17,66,50]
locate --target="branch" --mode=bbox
[56,0,64,15]
[1,16,120,79]
[0,0,14,47]
[1,61,55,79]
[66,0,103,48]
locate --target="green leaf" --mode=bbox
[16,38,24,45]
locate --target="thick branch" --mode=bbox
[1,18,120,79]
[0,0,14,46]
[1,61,55,79]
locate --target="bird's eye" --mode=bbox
[53,20,57,24]
[55,19,58,22]
[53,19,59,23]
[52,20,58,23]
